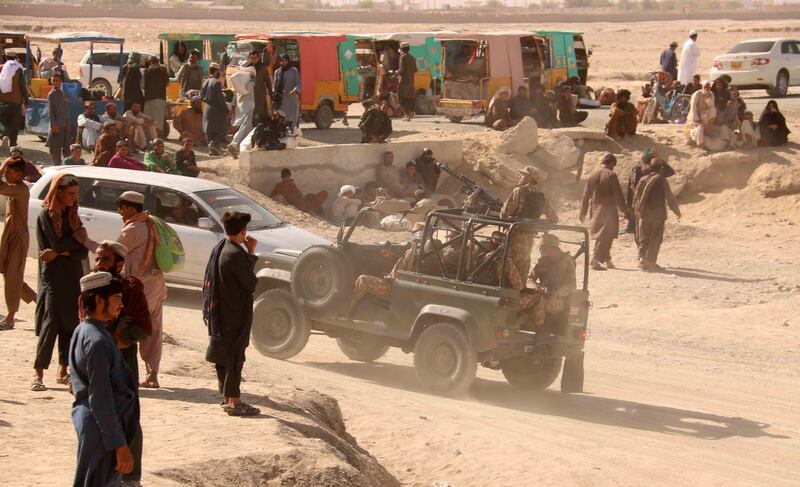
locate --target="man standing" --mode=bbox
[92,241,151,485]
[45,73,71,165]
[398,43,417,121]
[0,157,35,330]
[227,64,256,158]
[82,191,166,388]
[177,49,204,99]
[633,159,681,272]
[501,166,558,279]
[200,63,229,156]
[415,148,441,193]
[678,30,701,86]
[123,102,158,152]
[33,173,87,391]
[273,54,301,133]
[625,148,675,233]
[143,56,169,138]
[245,49,271,119]
[203,211,260,417]
[93,121,121,167]
[580,154,627,271]
[660,41,679,81]
[0,55,29,151]
[69,271,139,487]
[77,101,103,150]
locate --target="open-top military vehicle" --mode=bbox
[250,207,591,395]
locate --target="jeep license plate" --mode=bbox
[524,345,535,353]
[731,61,742,69]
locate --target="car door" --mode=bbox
[78,177,149,250]
[789,41,800,85]
[149,188,223,285]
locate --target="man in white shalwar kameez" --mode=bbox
[678,30,701,86]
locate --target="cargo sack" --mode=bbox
[150,215,185,273]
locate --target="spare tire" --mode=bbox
[251,289,310,360]
[501,356,562,391]
[291,245,353,316]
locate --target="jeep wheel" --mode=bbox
[337,337,390,362]
[501,356,562,391]
[767,71,789,97]
[413,323,477,395]
[291,245,353,316]
[251,289,310,360]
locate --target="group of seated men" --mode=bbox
[485,78,589,131]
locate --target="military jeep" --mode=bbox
[250,208,591,395]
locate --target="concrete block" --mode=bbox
[240,139,463,198]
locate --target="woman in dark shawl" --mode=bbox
[758,100,790,146]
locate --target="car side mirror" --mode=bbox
[198,217,215,230]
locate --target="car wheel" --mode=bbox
[413,322,477,395]
[290,245,353,316]
[768,71,789,97]
[336,336,390,362]
[314,102,334,129]
[251,288,310,360]
[501,356,563,391]
[89,78,113,96]
[447,115,464,123]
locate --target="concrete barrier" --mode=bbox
[240,139,464,200]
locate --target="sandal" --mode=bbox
[0,319,14,330]
[55,375,70,385]
[139,379,160,389]
[31,378,46,392]
[223,402,260,417]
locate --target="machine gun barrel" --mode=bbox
[437,162,504,213]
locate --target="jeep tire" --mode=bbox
[251,289,310,360]
[336,337,390,362]
[291,245,353,316]
[501,356,562,391]
[413,323,477,395]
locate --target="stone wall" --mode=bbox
[240,139,464,202]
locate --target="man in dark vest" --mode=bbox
[500,166,559,280]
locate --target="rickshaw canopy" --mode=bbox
[436,31,530,91]
[157,33,234,42]
[26,32,125,44]
[0,31,27,50]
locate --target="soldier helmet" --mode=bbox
[518,165,545,183]
[540,233,560,249]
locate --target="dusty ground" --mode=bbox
[1,16,800,487]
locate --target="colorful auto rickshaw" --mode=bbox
[342,32,450,115]
[24,31,126,139]
[0,31,37,82]
[434,31,547,122]
[534,30,591,88]
[233,33,355,129]
[157,33,235,99]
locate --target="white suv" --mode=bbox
[28,166,329,287]
[78,50,157,96]
[711,38,800,97]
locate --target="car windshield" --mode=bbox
[727,41,775,54]
[196,188,283,230]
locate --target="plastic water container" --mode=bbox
[61,81,82,102]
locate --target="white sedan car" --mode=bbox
[78,50,158,96]
[711,38,800,97]
[28,166,329,287]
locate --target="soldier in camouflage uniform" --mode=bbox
[500,166,559,282]
[531,234,576,315]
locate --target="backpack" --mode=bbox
[149,215,185,273]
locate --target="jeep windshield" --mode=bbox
[196,188,283,230]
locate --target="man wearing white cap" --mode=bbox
[678,30,701,86]
[81,191,166,388]
[501,165,559,280]
[330,184,362,225]
[69,271,139,487]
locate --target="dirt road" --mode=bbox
[2,185,798,485]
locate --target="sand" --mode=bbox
[1,15,800,487]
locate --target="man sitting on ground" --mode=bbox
[398,160,425,199]
[123,102,157,151]
[62,144,86,166]
[108,141,147,171]
[173,96,206,145]
[606,89,638,140]
[558,84,588,127]
[93,121,120,167]
[174,137,200,177]
[77,101,104,150]
[251,111,289,151]
[270,168,327,217]
[510,86,535,123]
[330,185,362,225]
[359,96,393,143]
[375,151,404,197]
[531,85,558,128]
[144,139,179,174]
